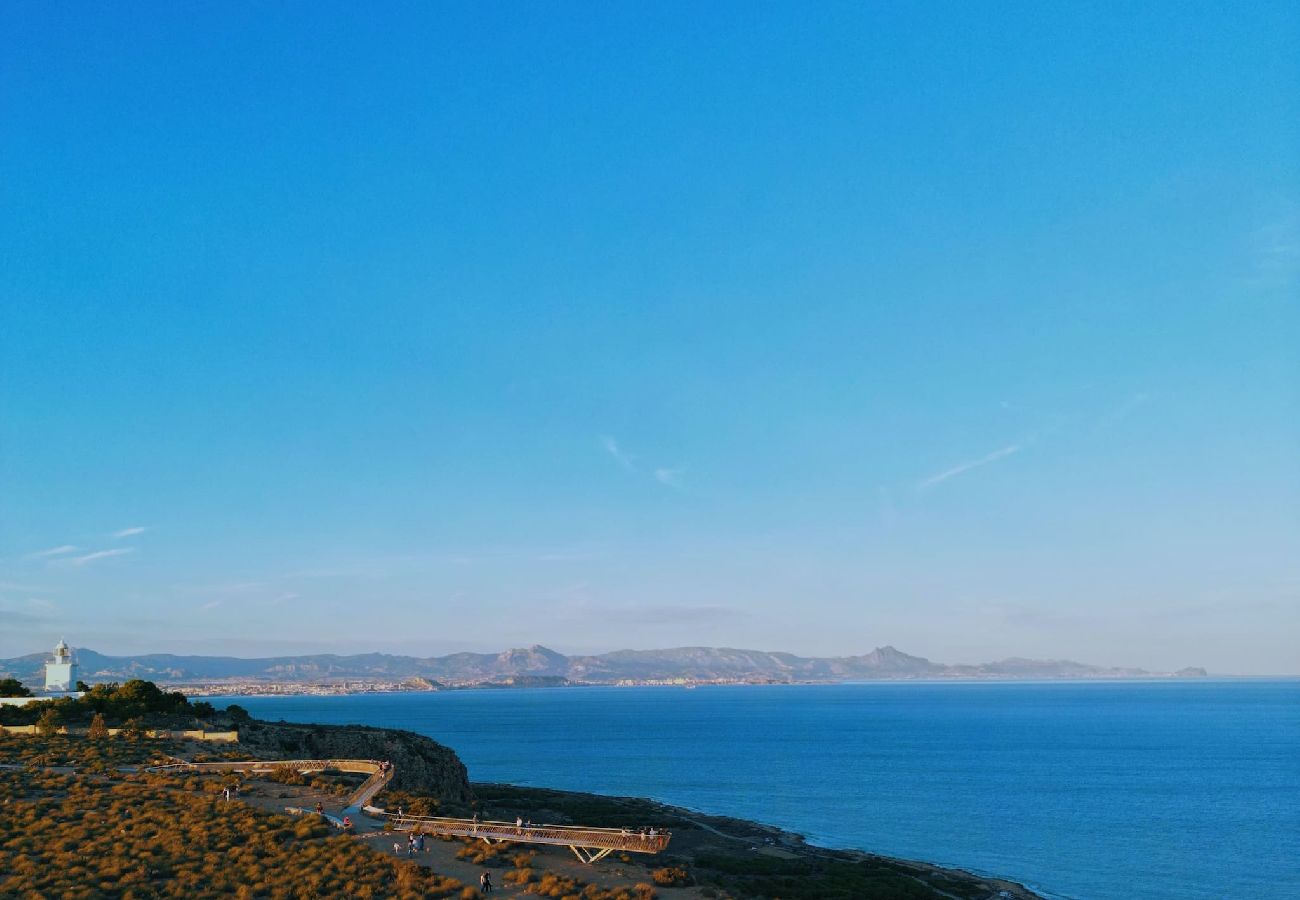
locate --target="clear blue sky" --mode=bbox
[2,2,1296,673]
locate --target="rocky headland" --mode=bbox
[234,718,474,803]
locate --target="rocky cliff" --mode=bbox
[235,719,474,804]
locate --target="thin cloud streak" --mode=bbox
[918,444,1021,490]
[599,435,636,471]
[71,548,136,566]
[113,526,149,538]
[28,545,78,559]
[654,467,685,488]
[601,435,685,490]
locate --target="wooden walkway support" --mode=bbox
[387,813,671,863]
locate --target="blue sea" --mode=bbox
[217,680,1300,900]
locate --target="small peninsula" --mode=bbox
[1,679,1042,899]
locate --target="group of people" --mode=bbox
[618,826,661,842]
[393,832,426,857]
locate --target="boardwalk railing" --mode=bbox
[147,758,391,811]
[386,813,671,864]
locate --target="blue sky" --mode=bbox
[1,2,1297,673]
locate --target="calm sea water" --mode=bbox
[217,681,1299,900]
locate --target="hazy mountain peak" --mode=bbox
[0,644,1202,686]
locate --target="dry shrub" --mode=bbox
[267,764,308,786]
[651,866,691,886]
[0,761,467,899]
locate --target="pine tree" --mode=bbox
[87,712,109,739]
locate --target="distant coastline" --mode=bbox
[1,643,1212,698]
[177,672,1220,699]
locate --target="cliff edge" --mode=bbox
[235,718,474,804]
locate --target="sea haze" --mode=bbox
[217,679,1300,900]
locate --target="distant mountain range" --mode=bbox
[0,644,1208,687]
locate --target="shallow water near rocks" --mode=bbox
[219,680,1300,900]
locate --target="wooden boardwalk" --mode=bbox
[149,757,671,863]
[147,758,392,812]
[389,813,671,863]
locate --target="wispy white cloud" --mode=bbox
[71,548,135,566]
[599,435,637,471]
[654,466,685,488]
[112,526,149,539]
[601,435,686,490]
[918,444,1021,490]
[28,545,78,559]
[198,600,222,611]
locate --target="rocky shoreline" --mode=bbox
[227,714,1044,898]
[472,782,1045,899]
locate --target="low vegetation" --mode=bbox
[521,872,657,900]
[0,731,180,772]
[381,787,445,817]
[0,679,218,729]
[692,852,977,900]
[650,866,692,887]
[0,755,467,899]
[0,677,32,697]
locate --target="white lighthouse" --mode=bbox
[0,639,84,707]
[44,639,77,693]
